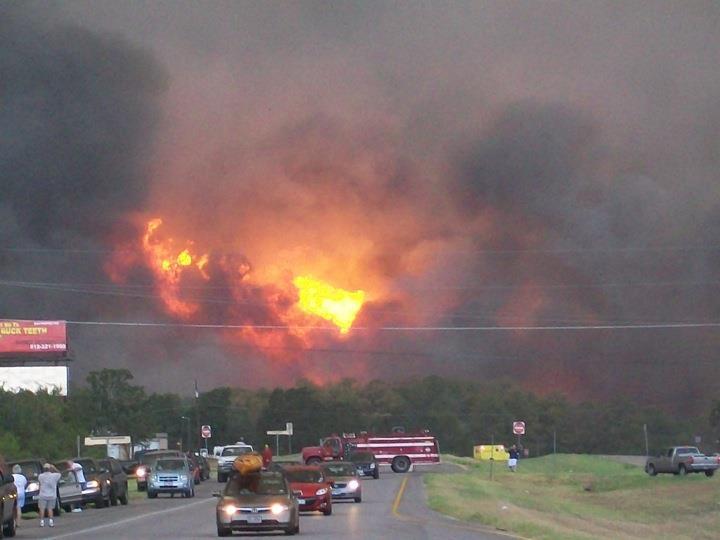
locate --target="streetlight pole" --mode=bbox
[181,416,190,452]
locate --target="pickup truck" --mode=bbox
[645,447,720,477]
[217,444,254,482]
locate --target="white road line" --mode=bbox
[46,497,214,539]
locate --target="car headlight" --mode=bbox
[348,479,359,490]
[86,480,99,489]
[369,463,376,469]
[316,488,327,496]
[151,475,158,482]
[27,481,39,492]
[136,467,147,478]
[271,503,288,515]
[180,474,188,481]
[223,504,238,516]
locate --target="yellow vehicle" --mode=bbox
[473,445,510,461]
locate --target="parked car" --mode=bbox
[56,458,112,508]
[192,452,211,481]
[217,444,254,483]
[119,459,140,476]
[135,450,184,491]
[282,465,332,515]
[56,468,88,512]
[0,456,18,537]
[349,451,379,479]
[185,453,202,485]
[147,457,195,498]
[98,458,130,505]
[321,462,362,502]
[646,446,720,476]
[215,470,299,537]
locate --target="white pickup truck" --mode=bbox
[216,443,254,482]
[645,446,720,477]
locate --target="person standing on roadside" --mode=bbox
[262,444,273,469]
[508,445,520,472]
[11,464,27,526]
[38,463,61,528]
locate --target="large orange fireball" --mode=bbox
[293,275,365,333]
[134,218,366,334]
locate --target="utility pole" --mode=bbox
[489,433,495,481]
[643,424,649,457]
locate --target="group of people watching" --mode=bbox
[11,460,86,528]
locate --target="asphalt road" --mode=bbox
[17,465,511,540]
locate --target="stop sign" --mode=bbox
[201,425,212,439]
[512,421,525,435]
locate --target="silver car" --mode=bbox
[147,458,195,498]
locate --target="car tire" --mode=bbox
[119,484,129,505]
[62,504,72,513]
[373,469,380,479]
[306,457,322,466]
[646,464,657,476]
[217,524,231,537]
[284,525,297,535]
[678,464,688,476]
[217,473,226,483]
[391,456,411,473]
[322,503,332,516]
[705,470,715,477]
[147,490,157,499]
[354,496,362,503]
[54,497,62,516]
[96,495,107,509]
[3,506,17,537]
[110,489,119,506]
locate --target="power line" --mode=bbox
[64,319,720,332]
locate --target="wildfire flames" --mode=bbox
[293,276,365,334]
[133,218,366,335]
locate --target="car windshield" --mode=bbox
[225,473,287,496]
[222,447,252,457]
[155,459,186,471]
[76,460,98,473]
[141,452,180,466]
[284,469,323,483]
[11,462,41,480]
[322,463,356,476]
[350,452,374,463]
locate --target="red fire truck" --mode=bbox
[301,431,440,473]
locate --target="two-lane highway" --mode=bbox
[18,468,510,539]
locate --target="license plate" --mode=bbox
[332,490,341,495]
[297,499,305,505]
[246,515,262,524]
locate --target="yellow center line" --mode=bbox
[391,476,409,517]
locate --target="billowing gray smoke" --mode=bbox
[2,2,720,411]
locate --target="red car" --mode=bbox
[282,465,332,515]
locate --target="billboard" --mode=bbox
[0,320,67,355]
[0,366,68,396]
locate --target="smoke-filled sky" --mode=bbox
[2,1,720,411]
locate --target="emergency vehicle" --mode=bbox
[301,430,440,473]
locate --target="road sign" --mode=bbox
[201,425,212,439]
[512,421,525,435]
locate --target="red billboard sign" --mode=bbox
[0,320,67,355]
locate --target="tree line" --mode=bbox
[0,369,716,460]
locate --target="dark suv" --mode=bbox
[0,457,18,537]
[98,458,129,505]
